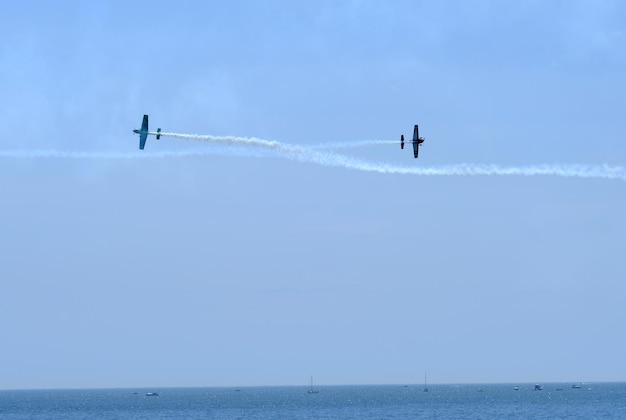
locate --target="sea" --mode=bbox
[1,383,625,419]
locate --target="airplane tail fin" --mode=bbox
[400,134,404,149]
[156,128,161,140]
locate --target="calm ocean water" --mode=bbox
[1,383,625,419]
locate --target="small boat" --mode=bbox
[145,392,159,397]
[514,386,519,391]
[307,376,319,394]
[423,373,428,392]
[533,384,543,391]
[572,384,582,389]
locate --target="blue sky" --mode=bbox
[1,0,626,389]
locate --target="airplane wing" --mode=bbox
[139,115,148,149]
[413,125,419,142]
[412,125,419,158]
[139,132,148,150]
[413,140,419,158]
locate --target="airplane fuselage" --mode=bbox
[133,129,159,135]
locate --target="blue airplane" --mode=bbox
[133,114,161,149]
[400,124,425,158]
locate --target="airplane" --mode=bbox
[400,124,425,158]
[133,114,161,149]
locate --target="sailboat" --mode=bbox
[307,376,319,394]
[423,373,429,392]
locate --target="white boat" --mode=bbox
[423,373,429,392]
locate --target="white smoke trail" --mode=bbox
[158,132,626,181]
[159,133,396,150]
[2,131,625,181]
[307,139,399,149]
[0,146,270,160]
